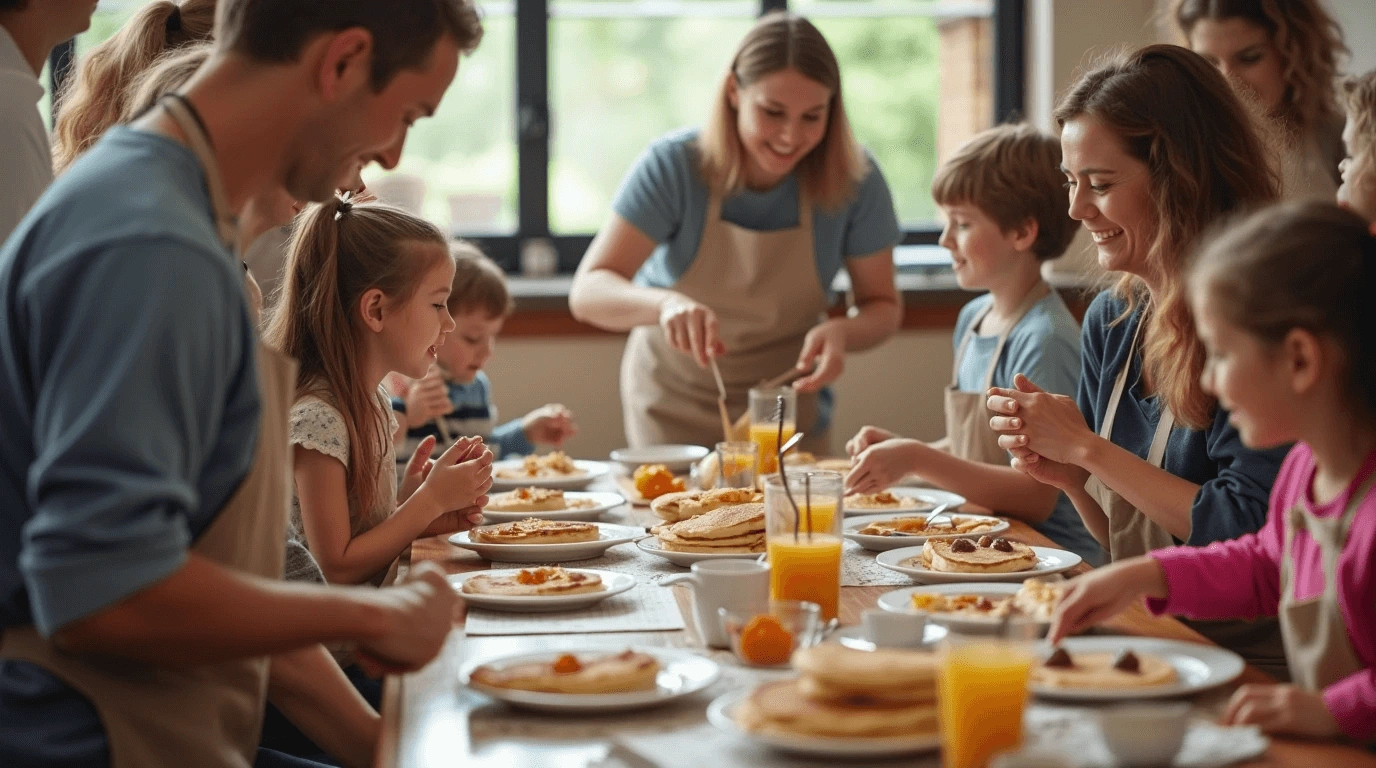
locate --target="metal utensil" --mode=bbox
[922,502,953,528]
[779,431,804,456]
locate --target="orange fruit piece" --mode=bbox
[738,614,794,666]
[634,464,681,500]
[552,654,583,674]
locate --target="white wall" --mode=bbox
[1330,0,1376,76]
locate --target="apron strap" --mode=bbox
[980,283,1052,391]
[159,94,239,251]
[951,303,993,388]
[1284,468,1376,589]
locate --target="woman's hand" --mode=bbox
[987,374,1096,466]
[1008,447,1091,495]
[793,320,848,393]
[846,425,898,458]
[846,439,924,494]
[522,404,577,447]
[404,367,453,429]
[659,294,724,368]
[1222,685,1342,738]
[1048,557,1169,643]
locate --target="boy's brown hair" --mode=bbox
[1342,70,1376,160]
[448,241,512,319]
[930,123,1077,261]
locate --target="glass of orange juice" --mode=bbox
[763,470,842,620]
[749,387,796,476]
[938,621,1039,768]
[714,441,758,489]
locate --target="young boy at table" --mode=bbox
[393,242,577,460]
[844,123,1103,564]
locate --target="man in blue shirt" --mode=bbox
[0,2,485,766]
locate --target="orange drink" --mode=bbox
[766,534,842,620]
[750,421,795,475]
[939,636,1035,768]
[796,499,835,534]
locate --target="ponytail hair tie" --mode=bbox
[166,4,182,33]
[334,193,355,221]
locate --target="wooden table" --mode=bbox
[376,492,1376,768]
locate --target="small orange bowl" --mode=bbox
[719,600,822,668]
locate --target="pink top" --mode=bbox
[1147,443,1376,742]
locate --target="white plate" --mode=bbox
[1031,636,1245,701]
[706,689,941,758]
[832,623,949,652]
[634,536,764,567]
[843,512,1009,551]
[448,523,643,563]
[447,569,635,613]
[480,491,626,522]
[609,445,709,473]
[490,459,612,491]
[843,488,968,516]
[462,646,721,713]
[876,583,1052,635]
[875,545,1082,584]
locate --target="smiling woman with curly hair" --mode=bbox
[1174,0,1348,201]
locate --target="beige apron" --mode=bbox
[1086,320,1287,676]
[622,186,830,453]
[945,284,1050,464]
[1278,472,1373,693]
[0,95,297,768]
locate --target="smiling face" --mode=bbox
[1060,116,1157,278]
[1338,117,1376,222]
[374,250,457,379]
[1194,289,1301,449]
[729,67,832,189]
[938,203,1033,292]
[1188,18,1286,116]
[435,309,503,384]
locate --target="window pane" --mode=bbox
[363,13,517,235]
[794,0,993,229]
[549,1,755,234]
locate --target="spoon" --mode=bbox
[922,502,953,529]
[779,431,805,457]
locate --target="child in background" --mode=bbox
[266,197,493,586]
[1051,202,1376,741]
[1338,70,1376,224]
[844,124,1102,564]
[394,242,577,461]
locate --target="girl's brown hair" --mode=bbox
[1055,44,1279,429]
[1173,0,1346,141]
[698,11,867,211]
[1192,201,1376,420]
[264,197,451,515]
[52,0,217,173]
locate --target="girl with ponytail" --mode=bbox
[1051,201,1376,742]
[52,0,216,173]
[264,195,493,586]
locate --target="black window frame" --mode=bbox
[49,0,1024,274]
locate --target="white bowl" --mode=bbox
[1098,702,1190,766]
[609,445,709,473]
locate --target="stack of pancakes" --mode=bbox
[917,538,1039,574]
[469,518,599,545]
[650,487,761,523]
[736,645,938,739]
[652,502,765,553]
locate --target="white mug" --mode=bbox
[862,608,927,648]
[662,560,769,648]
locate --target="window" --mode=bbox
[50,0,1024,270]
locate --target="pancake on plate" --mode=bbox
[845,491,925,512]
[854,515,997,537]
[914,537,1039,574]
[1032,647,1178,689]
[652,502,766,554]
[486,486,595,512]
[469,518,599,545]
[815,458,855,473]
[495,452,585,480]
[470,650,660,694]
[461,567,605,596]
[651,487,761,523]
[909,579,1066,621]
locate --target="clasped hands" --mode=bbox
[985,373,1096,492]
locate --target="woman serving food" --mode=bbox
[569,11,902,452]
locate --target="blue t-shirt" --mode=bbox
[0,127,260,764]
[953,292,1104,565]
[1078,291,1288,546]
[613,128,902,299]
[394,371,534,461]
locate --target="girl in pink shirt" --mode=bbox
[1050,201,1376,742]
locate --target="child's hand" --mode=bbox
[1222,684,1341,738]
[398,436,437,504]
[405,367,453,429]
[846,425,897,458]
[1048,557,1169,643]
[522,404,577,447]
[418,436,493,515]
[846,439,923,494]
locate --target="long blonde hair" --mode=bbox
[264,198,451,512]
[1055,45,1280,429]
[122,42,212,121]
[52,0,216,173]
[1172,0,1346,141]
[698,11,867,211]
